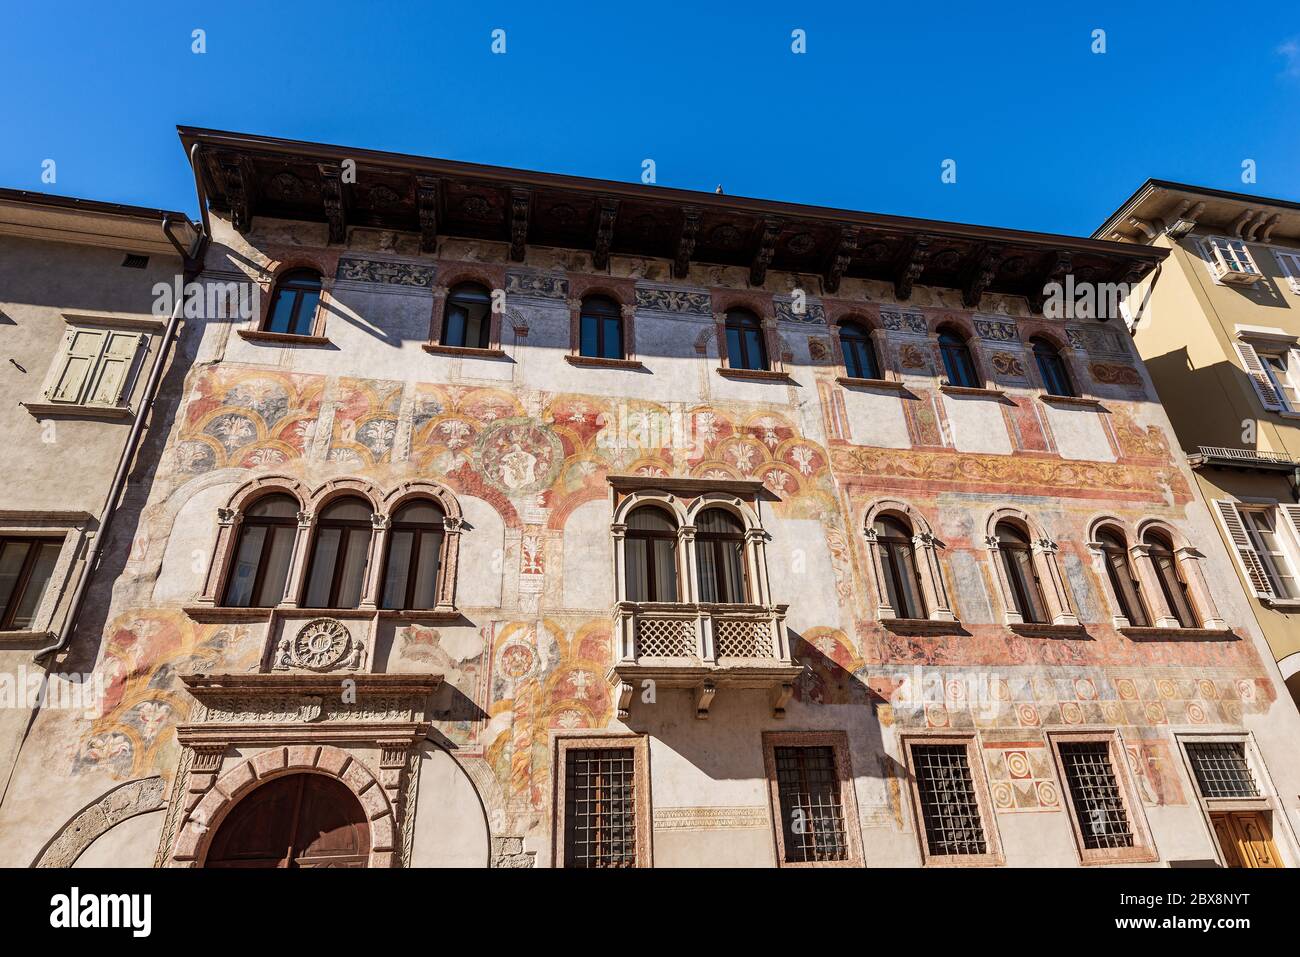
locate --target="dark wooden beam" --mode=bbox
[593,198,619,270]
[214,152,254,234]
[674,206,701,279]
[824,225,862,293]
[318,163,345,244]
[415,175,439,253]
[1029,251,1072,313]
[750,218,781,287]
[509,187,531,262]
[962,244,1002,307]
[893,234,932,301]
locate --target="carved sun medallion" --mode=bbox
[293,618,353,671]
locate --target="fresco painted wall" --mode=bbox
[4,214,1299,869]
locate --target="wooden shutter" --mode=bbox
[86,331,142,406]
[47,328,106,404]
[1275,251,1300,295]
[1234,341,1284,411]
[1213,500,1275,598]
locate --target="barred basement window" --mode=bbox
[913,744,987,856]
[1059,742,1133,850]
[563,747,636,868]
[1187,742,1259,799]
[773,746,848,863]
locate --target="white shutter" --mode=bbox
[1213,500,1275,598]
[1234,341,1284,411]
[48,329,107,404]
[1274,250,1300,294]
[86,331,142,406]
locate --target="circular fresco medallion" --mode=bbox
[293,618,352,671]
[474,418,563,494]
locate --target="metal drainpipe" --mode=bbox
[33,219,206,662]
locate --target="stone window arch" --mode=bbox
[379,480,465,616]
[835,314,886,382]
[565,276,639,368]
[199,475,311,609]
[936,323,982,389]
[425,263,507,356]
[864,500,955,623]
[1084,517,1151,628]
[611,490,692,606]
[685,494,772,607]
[984,508,1078,627]
[1132,520,1225,631]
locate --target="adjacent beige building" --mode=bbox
[1097,182,1300,707]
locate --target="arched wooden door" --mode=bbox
[205,773,370,868]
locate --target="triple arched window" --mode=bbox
[211,481,462,614]
[622,504,751,605]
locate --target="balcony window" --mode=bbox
[695,508,747,603]
[624,506,678,603]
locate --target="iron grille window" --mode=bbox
[564,748,636,868]
[913,744,987,856]
[1187,742,1259,799]
[774,745,848,862]
[1059,741,1134,849]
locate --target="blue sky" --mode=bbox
[2,1,1298,236]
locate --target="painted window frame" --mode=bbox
[900,733,1004,867]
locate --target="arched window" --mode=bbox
[696,508,747,603]
[840,321,881,380]
[724,308,768,371]
[1032,337,1075,397]
[1144,529,1197,628]
[1097,527,1148,626]
[580,295,624,360]
[304,497,373,609]
[265,269,323,336]
[442,282,493,349]
[938,327,979,388]
[381,500,445,610]
[874,514,926,619]
[223,494,298,608]
[996,521,1048,623]
[624,506,678,602]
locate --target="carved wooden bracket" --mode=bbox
[593,198,619,270]
[824,225,862,294]
[674,206,701,279]
[416,175,439,253]
[1030,250,1072,313]
[509,187,531,262]
[750,219,782,287]
[318,163,346,244]
[963,244,1002,307]
[894,234,933,301]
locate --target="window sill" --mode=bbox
[939,383,1007,400]
[0,629,55,644]
[1119,626,1236,640]
[879,617,962,635]
[1262,598,1300,610]
[237,329,332,346]
[1038,394,1106,409]
[836,376,907,391]
[21,402,132,420]
[423,342,507,359]
[1008,621,1089,638]
[716,367,794,383]
[375,608,463,622]
[564,354,645,370]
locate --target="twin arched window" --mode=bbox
[839,321,881,380]
[442,282,493,349]
[938,327,979,387]
[265,269,323,336]
[725,308,768,371]
[1144,529,1198,628]
[623,505,749,605]
[579,295,625,360]
[222,492,451,611]
[1031,336,1075,397]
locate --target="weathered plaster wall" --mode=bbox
[4,213,1300,868]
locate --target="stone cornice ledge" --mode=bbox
[180,672,443,698]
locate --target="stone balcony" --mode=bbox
[608,601,804,719]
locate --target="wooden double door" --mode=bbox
[1211,811,1282,868]
[205,773,371,868]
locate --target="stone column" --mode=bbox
[436,516,463,613]
[985,535,1023,625]
[1032,539,1079,626]
[199,507,242,604]
[914,532,957,621]
[360,513,389,610]
[1177,546,1225,629]
[280,510,315,608]
[1130,543,1180,628]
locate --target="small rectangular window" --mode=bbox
[912,744,988,857]
[1186,742,1260,799]
[0,537,61,631]
[1203,237,1261,284]
[773,745,849,863]
[1049,733,1155,863]
[562,746,637,868]
[47,327,144,408]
